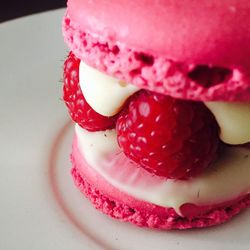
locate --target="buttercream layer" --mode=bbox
[75,125,250,215]
[63,13,250,102]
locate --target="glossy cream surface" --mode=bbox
[205,102,250,145]
[79,61,139,116]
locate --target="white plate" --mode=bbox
[0,9,250,250]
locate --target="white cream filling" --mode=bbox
[205,102,250,145]
[79,63,250,145]
[79,61,139,116]
[75,124,250,213]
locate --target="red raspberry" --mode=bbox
[116,90,219,179]
[63,52,117,131]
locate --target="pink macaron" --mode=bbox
[62,0,250,229]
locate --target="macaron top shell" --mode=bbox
[64,0,250,101]
[68,0,250,71]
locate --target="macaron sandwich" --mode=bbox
[62,0,250,229]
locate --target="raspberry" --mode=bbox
[116,90,219,179]
[63,52,117,131]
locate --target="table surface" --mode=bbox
[0,0,66,22]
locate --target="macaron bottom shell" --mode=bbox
[71,136,250,230]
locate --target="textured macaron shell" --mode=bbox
[68,0,250,71]
[63,2,250,102]
[71,135,250,229]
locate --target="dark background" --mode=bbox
[1,0,66,22]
